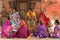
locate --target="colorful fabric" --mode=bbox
[51,25,60,38]
[33,25,48,38]
[26,11,36,32]
[2,20,13,38]
[16,25,30,38]
[11,12,19,18]
[11,20,21,32]
[11,20,30,38]
[11,12,20,21]
[11,12,20,31]
[39,12,50,26]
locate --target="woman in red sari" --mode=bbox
[39,12,50,26]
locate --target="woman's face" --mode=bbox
[20,20,25,26]
[20,22,23,26]
[29,10,32,13]
[13,9,16,13]
[54,22,57,25]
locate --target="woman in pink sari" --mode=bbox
[11,20,30,38]
[2,17,13,38]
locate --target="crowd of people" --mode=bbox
[0,8,60,38]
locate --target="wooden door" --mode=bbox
[16,1,28,20]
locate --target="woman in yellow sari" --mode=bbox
[26,8,36,33]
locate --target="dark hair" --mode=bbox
[29,8,33,11]
[7,16,10,20]
[40,21,43,25]
[55,20,60,25]
[13,7,17,11]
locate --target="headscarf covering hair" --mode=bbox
[11,12,20,20]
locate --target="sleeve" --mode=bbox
[54,27,59,31]
[27,28,30,36]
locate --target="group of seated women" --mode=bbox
[1,16,60,38]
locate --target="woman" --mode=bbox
[33,21,48,38]
[39,12,50,26]
[50,20,60,38]
[10,10,20,31]
[11,20,30,38]
[26,8,36,33]
[2,17,13,38]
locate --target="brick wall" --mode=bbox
[34,0,60,20]
[2,0,60,20]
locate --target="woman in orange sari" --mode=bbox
[26,8,36,33]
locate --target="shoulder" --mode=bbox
[27,12,29,14]
[54,26,59,30]
[26,12,30,16]
[43,25,46,27]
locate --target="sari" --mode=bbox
[16,25,30,38]
[39,12,50,26]
[11,20,20,31]
[11,12,20,31]
[51,25,60,38]
[11,20,30,38]
[33,24,48,38]
[26,11,36,32]
[2,20,13,38]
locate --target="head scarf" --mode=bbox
[11,12,20,20]
[39,12,46,19]
[19,20,25,26]
[2,20,10,30]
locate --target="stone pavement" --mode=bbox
[0,38,60,40]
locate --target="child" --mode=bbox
[33,21,48,38]
[50,20,60,38]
